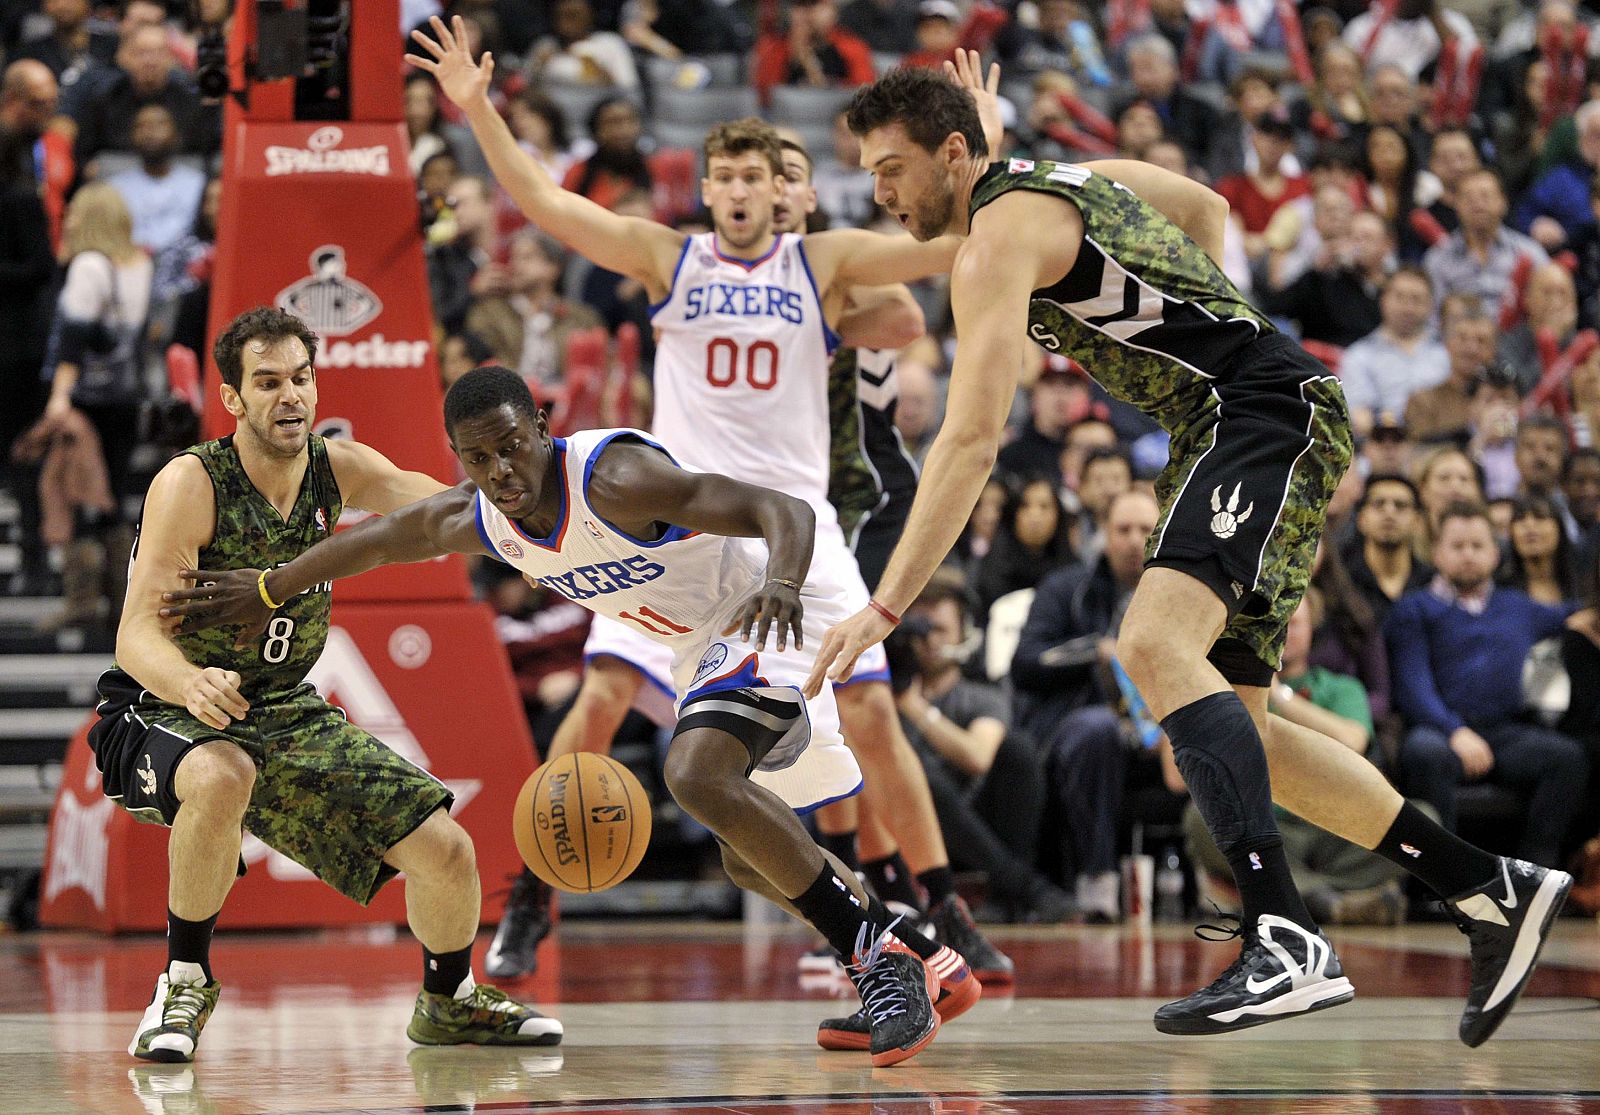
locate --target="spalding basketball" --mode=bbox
[513,752,653,893]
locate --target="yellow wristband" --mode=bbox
[257,570,284,610]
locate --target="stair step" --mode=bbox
[0,825,48,871]
[0,708,86,741]
[0,654,112,689]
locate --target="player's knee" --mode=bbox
[1114,622,1162,688]
[417,813,477,878]
[835,680,901,756]
[571,663,637,732]
[175,742,256,815]
[662,734,739,826]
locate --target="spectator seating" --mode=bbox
[769,84,857,158]
[544,82,644,144]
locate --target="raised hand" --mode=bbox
[406,15,495,109]
[944,48,1004,158]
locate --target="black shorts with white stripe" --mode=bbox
[674,687,809,776]
[1145,334,1354,686]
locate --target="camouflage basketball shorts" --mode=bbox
[1145,334,1354,684]
[89,680,454,904]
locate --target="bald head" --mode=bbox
[1,60,59,137]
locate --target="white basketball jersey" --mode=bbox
[650,231,839,513]
[474,429,766,643]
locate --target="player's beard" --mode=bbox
[243,402,312,459]
[908,178,956,242]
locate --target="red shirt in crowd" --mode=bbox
[1216,172,1310,234]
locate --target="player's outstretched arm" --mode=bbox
[406,16,683,291]
[588,441,815,651]
[804,211,1041,696]
[1086,159,1231,268]
[808,227,962,292]
[160,486,484,640]
[118,456,250,729]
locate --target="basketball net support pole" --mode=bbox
[39,0,539,935]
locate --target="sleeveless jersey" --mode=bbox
[106,434,342,702]
[649,231,840,515]
[827,346,919,542]
[969,158,1277,429]
[473,429,767,644]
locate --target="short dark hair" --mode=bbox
[778,137,814,183]
[1518,412,1568,444]
[1382,264,1433,297]
[1081,445,1133,479]
[212,307,321,391]
[443,365,538,435]
[845,67,989,160]
[1563,445,1600,481]
[1358,472,1420,510]
[911,566,972,623]
[1436,500,1492,535]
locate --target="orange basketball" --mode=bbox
[513,752,653,893]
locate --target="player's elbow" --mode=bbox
[876,296,926,350]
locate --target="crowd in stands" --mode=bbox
[5,0,1600,924]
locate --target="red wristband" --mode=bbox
[868,599,901,626]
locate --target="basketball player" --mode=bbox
[401,16,1011,989]
[808,61,1573,1043]
[161,365,974,1067]
[91,308,559,1063]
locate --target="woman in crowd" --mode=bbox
[1359,123,1427,262]
[1310,540,1391,720]
[37,183,153,630]
[973,475,1077,624]
[1501,494,1581,605]
[1414,445,1486,549]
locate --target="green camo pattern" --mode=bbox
[1150,376,1354,669]
[170,435,342,700]
[130,686,453,903]
[968,159,1275,430]
[827,346,879,539]
[407,985,562,1046]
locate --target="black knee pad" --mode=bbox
[674,686,808,776]
[1163,692,1276,858]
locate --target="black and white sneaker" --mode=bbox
[1154,912,1354,1035]
[1445,856,1573,1047]
[846,923,940,1067]
[484,870,553,981]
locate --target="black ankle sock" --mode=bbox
[915,864,955,907]
[1223,837,1316,930]
[863,851,923,909]
[422,944,473,997]
[166,909,218,982]
[868,896,938,961]
[819,829,860,874]
[1374,800,1500,898]
[791,864,873,958]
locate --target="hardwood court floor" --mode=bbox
[2,917,1597,1114]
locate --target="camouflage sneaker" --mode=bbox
[129,971,221,1063]
[406,983,564,1046]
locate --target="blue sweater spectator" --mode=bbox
[1513,102,1600,244]
[1384,506,1587,867]
[1386,581,1572,733]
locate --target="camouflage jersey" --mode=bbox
[969,158,1278,431]
[100,435,342,705]
[827,346,919,543]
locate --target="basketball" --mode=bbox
[513,752,653,893]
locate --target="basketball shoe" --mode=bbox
[485,869,554,980]
[129,966,221,1063]
[407,982,564,1046]
[1153,912,1354,1035]
[845,923,940,1067]
[818,943,981,1051]
[926,894,1014,983]
[1444,856,1573,1047]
